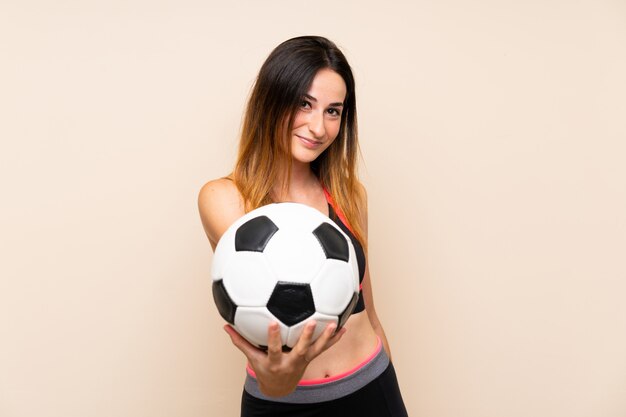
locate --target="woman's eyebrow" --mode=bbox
[304,93,344,107]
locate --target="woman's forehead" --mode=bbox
[306,69,347,103]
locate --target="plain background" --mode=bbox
[1,0,625,416]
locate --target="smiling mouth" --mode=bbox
[297,135,321,144]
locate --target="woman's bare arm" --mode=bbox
[356,183,393,361]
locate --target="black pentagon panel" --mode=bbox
[312,222,349,262]
[235,216,279,252]
[212,280,236,324]
[338,292,359,329]
[267,282,315,326]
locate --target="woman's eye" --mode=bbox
[328,108,341,116]
[300,100,311,108]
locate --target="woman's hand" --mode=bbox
[223,320,347,397]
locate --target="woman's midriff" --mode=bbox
[299,310,379,381]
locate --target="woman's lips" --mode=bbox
[297,135,322,148]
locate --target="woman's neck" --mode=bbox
[272,161,321,201]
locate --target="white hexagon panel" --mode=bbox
[286,312,338,348]
[234,307,289,348]
[310,259,358,316]
[222,252,276,307]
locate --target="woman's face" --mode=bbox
[290,68,347,165]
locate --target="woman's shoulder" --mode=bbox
[197,176,246,251]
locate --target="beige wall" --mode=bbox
[2,0,625,416]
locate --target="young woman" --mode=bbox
[198,35,408,417]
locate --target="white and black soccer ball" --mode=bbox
[211,202,360,350]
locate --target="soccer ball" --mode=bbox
[211,202,360,350]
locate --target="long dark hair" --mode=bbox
[231,35,366,251]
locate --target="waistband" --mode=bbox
[243,337,389,404]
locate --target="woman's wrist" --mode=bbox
[257,373,300,397]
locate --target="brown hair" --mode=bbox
[229,35,367,253]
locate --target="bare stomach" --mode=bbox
[300,310,379,380]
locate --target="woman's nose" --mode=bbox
[307,110,326,138]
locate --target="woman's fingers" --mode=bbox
[223,324,263,362]
[322,325,347,350]
[266,322,283,363]
[313,322,337,348]
[291,320,317,359]
[308,323,346,358]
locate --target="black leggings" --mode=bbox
[240,362,408,417]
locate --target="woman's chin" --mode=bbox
[291,150,320,165]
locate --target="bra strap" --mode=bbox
[321,183,355,235]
